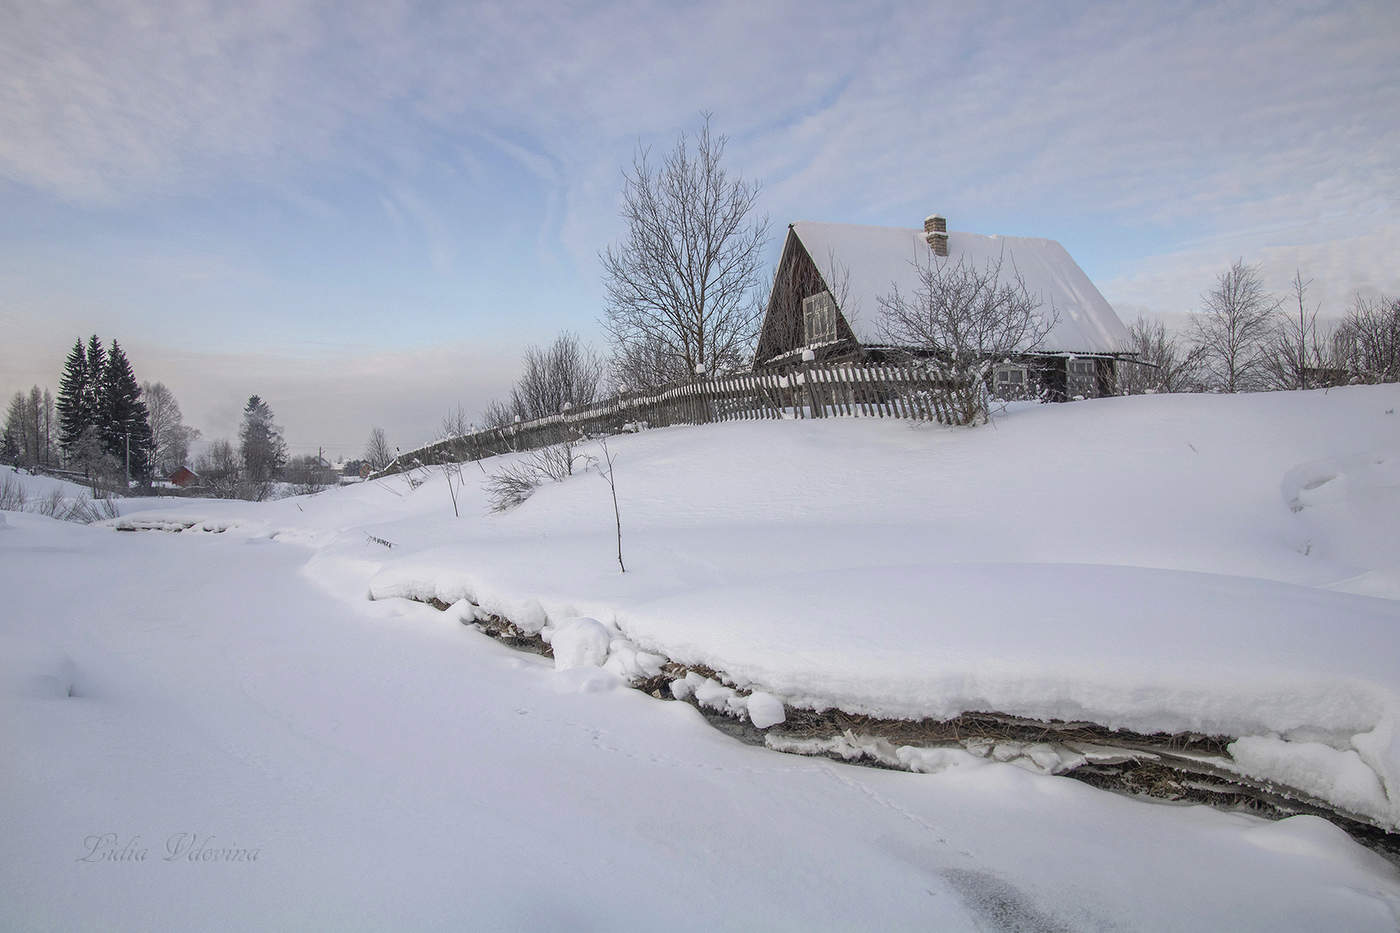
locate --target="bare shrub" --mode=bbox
[32,487,66,518]
[485,461,543,512]
[27,486,119,524]
[878,248,1059,424]
[62,492,120,524]
[531,439,579,482]
[91,492,120,522]
[0,472,27,511]
[483,441,580,512]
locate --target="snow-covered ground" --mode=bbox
[5,385,1400,928]
[0,468,101,506]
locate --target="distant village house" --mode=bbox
[168,466,201,488]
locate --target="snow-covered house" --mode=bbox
[754,217,1134,400]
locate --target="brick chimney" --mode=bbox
[923,214,948,257]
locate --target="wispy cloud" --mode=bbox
[2,0,1396,427]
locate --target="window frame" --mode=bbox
[1066,358,1098,398]
[801,291,837,346]
[993,362,1029,396]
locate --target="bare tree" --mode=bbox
[510,332,604,420]
[480,399,515,430]
[1190,260,1280,392]
[1260,270,1334,391]
[3,386,58,469]
[25,387,43,466]
[441,403,472,438]
[1119,316,1205,394]
[41,388,55,467]
[601,114,769,384]
[1333,293,1400,383]
[195,438,241,498]
[365,427,393,471]
[606,332,690,394]
[878,248,1059,424]
[142,381,200,477]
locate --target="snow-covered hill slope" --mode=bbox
[99,384,1400,830]
[2,466,97,502]
[6,385,1400,928]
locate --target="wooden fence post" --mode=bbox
[801,350,820,418]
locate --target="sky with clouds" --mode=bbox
[3,0,1397,456]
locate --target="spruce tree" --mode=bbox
[102,341,154,481]
[4,393,26,465]
[1,419,19,465]
[239,395,286,484]
[56,339,89,455]
[83,335,107,440]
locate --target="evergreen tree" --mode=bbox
[56,339,89,455]
[102,340,154,481]
[239,395,286,484]
[3,392,25,465]
[84,335,107,432]
[1,418,19,465]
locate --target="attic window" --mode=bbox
[802,291,836,345]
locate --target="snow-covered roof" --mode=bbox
[791,221,1132,355]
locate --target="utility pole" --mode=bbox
[125,432,131,487]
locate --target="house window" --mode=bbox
[1067,358,1097,398]
[993,363,1029,397]
[802,291,836,346]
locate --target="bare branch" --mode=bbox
[876,248,1059,423]
[1189,260,1281,393]
[1333,293,1400,383]
[601,114,768,389]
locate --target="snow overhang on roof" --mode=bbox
[790,221,1132,355]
